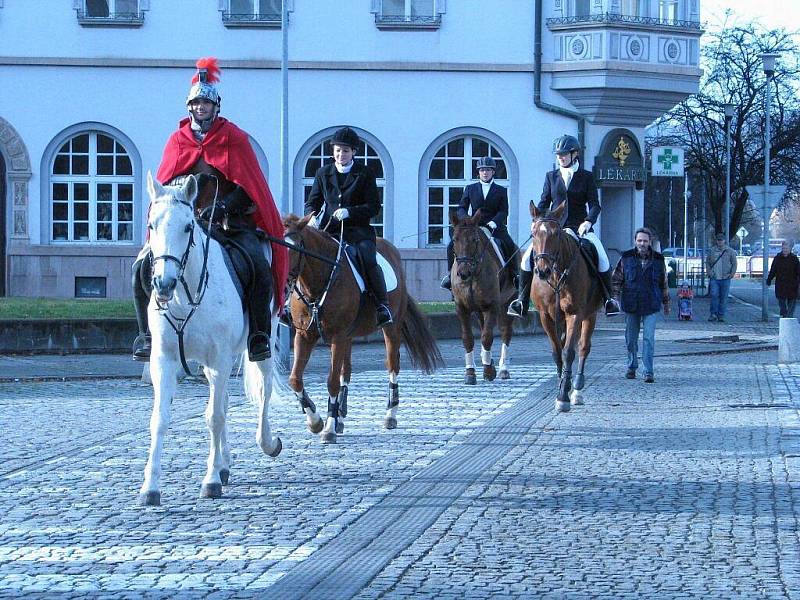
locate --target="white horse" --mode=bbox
[139,172,282,506]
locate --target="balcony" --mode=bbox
[374,14,441,30]
[76,9,144,27]
[221,11,282,28]
[544,12,702,126]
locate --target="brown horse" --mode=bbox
[450,210,517,384]
[283,213,443,443]
[529,202,603,412]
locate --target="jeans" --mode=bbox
[778,298,797,318]
[709,278,732,318]
[625,312,659,377]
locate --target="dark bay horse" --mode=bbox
[283,213,443,443]
[529,203,603,412]
[450,210,517,384]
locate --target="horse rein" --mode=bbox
[149,175,219,375]
[531,218,578,296]
[455,225,492,282]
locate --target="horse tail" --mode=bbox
[401,296,444,374]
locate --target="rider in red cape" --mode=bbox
[155,116,288,307]
[131,57,287,363]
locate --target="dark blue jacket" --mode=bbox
[457,181,509,233]
[537,168,600,231]
[613,249,666,316]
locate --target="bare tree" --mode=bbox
[647,23,800,244]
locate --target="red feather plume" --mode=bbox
[191,57,221,84]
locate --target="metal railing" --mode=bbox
[546,12,701,30]
[375,14,441,28]
[222,12,281,25]
[76,10,144,25]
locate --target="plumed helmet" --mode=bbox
[331,127,360,149]
[553,134,580,154]
[186,57,222,106]
[476,156,497,170]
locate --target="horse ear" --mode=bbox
[299,213,314,229]
[530,200,540,219]
[470,208,482,226]
[182,175,198,204]
[146,171,164,200]
[449,209,459,227]
[551,202,566,220]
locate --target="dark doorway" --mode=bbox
[0,152,5,296]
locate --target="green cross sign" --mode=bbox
[651,146,684,177]
[658,149,677,170]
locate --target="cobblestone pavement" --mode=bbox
[0,296,798,598]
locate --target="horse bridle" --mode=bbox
[454,225,492,282]
[531,217,577,295]
[149,176,219,375]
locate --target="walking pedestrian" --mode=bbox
[706,233,738,323]
[766,240,800,318]
[612,228,670,384]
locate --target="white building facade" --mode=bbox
[0,0,701,301]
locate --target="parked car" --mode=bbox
[661,247,698,258]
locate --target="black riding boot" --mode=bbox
[365,262,393,328]
[441,240,455,290]
[507,269,533,318]
[600,270,621,316]
[230,229,273,361]
[132,257,152,361]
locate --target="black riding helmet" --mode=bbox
[553,134,580,155]
[476,156,497,170]
[331,127,360,150]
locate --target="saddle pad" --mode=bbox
[564,229,599,270]
[480,226,505,264]
[343,247,398,294]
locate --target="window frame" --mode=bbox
[372,0,444,30]
[220,0,292,28]
[41,124,141,247]
[75,0,146,27]
[423,135,510,249]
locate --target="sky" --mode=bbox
[701,0,800,32]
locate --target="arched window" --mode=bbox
[425,136,508,247]
[50,131,135,243]
[301,137,386,237]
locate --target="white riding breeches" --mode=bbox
[520,229,610,272]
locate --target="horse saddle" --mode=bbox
[577,237,599,271]
[207,227,271,308]
[343,245,398,294]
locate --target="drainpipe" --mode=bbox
[534,0,586,153]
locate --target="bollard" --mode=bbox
[778,318,800,363]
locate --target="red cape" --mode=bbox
[156,117,288,309]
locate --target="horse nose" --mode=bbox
[153,275,177,298]
[536,268,551,280]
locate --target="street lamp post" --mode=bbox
[761,53,779,322]
[723,102,735,242]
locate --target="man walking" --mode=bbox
[766,240,800,318]
[706,233,738,322]
[612,228,670,384]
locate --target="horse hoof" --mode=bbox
[321,431,337,444]
[569,389,584,406]
[219,469,230,485]
[555,399,571,413]
[200,483,223,499]
[335,421,344,435]
[483,364,497,381]
[384,416,398,430]
[308,417,324,435]
[138,491,161,506]
[499,369,510,380]
[268,437,282,458]
[465,368,477,385]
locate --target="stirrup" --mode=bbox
[376,304,393,328]
[440,274,451,290]
[132,333,151,362]
[507,299,525,318]
[247,332,271,362]
[604,298,621,316]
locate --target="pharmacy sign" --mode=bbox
[651,147,684,177]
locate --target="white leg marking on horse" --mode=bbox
[247,355,281,456]
[385,371,399,423]
[389,371,398,384]
[499,343,509,369]
[202,360,231,487]
[465,351,475,369]
[481,347,492,366]
[140,355,177,497]
[569,388,584,405]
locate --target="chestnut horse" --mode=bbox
[283,214,443,444]
[529,203,603,412]
[450,210,517,384]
